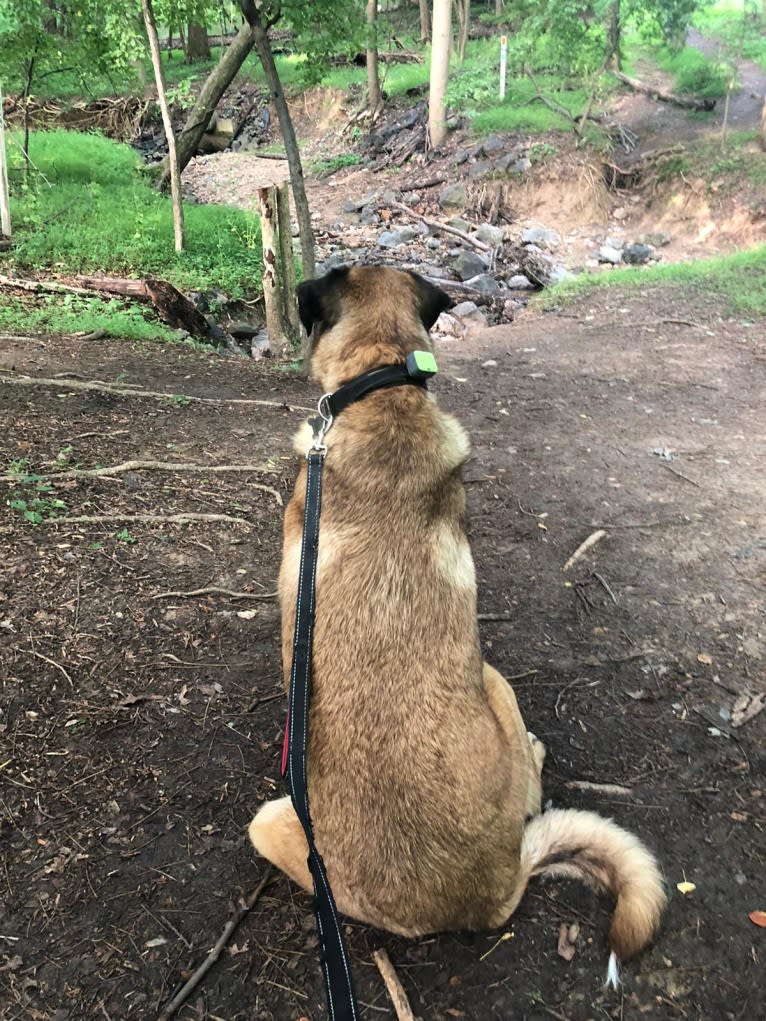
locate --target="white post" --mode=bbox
[499,35,508,101]
[0,86,11,238]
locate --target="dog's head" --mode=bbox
[297,266,453,388]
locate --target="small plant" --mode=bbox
[116,528,137,544]
[8,485,67,524]
[170,394,192,406]
[310,153,362,178]
[528,142,557,165]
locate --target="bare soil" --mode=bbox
[2,273,765,1021]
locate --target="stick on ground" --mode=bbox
[373,948,416,1021]
[156,868,274,1021]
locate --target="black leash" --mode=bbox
[281,352,437,1021]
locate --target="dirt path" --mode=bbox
[1,273,764,1019]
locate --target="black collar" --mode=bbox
[325,350,437,420]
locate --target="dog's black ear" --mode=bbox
[297,267,350,338]
[409,271,454,332]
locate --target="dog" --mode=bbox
[249,265,666,978]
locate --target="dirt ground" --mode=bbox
[1,271,765,1021]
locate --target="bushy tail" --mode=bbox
[521,808,667,967]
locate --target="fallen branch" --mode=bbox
[389,199,491,252]
[0,373,314,412]
[156,869,274,1021]
[53,512,253,527]
[152,586,276,600]
[563,529,607,572]
[373,948,416,1021]
[565,779,632,796]
[612,71,716,111]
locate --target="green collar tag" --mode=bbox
[406,350,438,380]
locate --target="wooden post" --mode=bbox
[0,87,11,239]
[258,186,286,358]
[276,181,301,346]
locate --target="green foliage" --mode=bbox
[309,153,362,177]
[5,462,68,524]
[693,0,766,70]
[625,36,732,95]
[5,131,263,298]
[551,246,766,316]
[0,294,177,342]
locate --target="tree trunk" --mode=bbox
[248,17,316,278]
[157,22,255,190]
[258,186,286,358]
[366,0,383,114]
[419,0,430,43]
[760,93,766,151]
[276,182,302,345]
[429,0,452,148]
[186,21,211,63]
[0,87,11,238]
[604,0,621,71]
[142,0,184,252]
[455,0,470,63]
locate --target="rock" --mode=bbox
[377,227,416,248]
[547,263,575,284]
[612,206,628,220]
[508,274,535,289]
[622,243,655,265]
[453,251,488,280]
[452,300,487,326]
[381,189,398,204]
[598,244,623,265]
[510,157,532,173]
[433,312,463,340]
[475,223,505,246]
[465,273,502,295]
[521,225,560,246]
[482,359,498,368]
[318,251,352,273]
[639,231,671,248]
[446,217,471,232]
[425,237,442,250]
[439,183,468,209]
[453,149,470,166]
[479,134,505,155]
[359,204,379,225]
[603,235,625,251]
[502,299,521,319]
[419,263,450,278]
[228,321,261,339]
[341,198,366,213]
[468,160,492,180]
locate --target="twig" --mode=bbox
[0,373,314,412]
[388,199,491,252]
[8,458,278,481]
[15,648,73,686]
[156,868,274,1021]
[562,529,607,572]
[565,779,632,796]
[659,462,702,489]
[152,586,276,601]
[53,512,253,527]
[592,571,618,605]
[372,948,416,1021]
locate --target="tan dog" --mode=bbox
[249,265,666,975]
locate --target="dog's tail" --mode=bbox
[521,808,666,979]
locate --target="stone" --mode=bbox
[612,206,628,220]
[547,264,574,284]
[359,204,379,225]
[341,198,366,213]
[468,160,492,180]
[475,223,505,246]
[446,217,471,233]
[228,321,261,339]
[377,227,416,248]
[510,157,532,173]
[439,183,468,209]
[477,134,505,156]
[521,225,560,247]
[639,231,671,248]
[465,273,502,295]
[453,251,487,280]
[622,243,655,265]
[508,274,534,289]
[452,300,486,326]
[598,244,623,265]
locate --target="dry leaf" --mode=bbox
[697,653,713,665]
[731,692,766,729]
[677,881,696,895]
[748,910,766,927]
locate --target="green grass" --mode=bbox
[623,35,733,97]
[549,246,766,317]
[693,1,766,71]
[5,130,262,297]
[0,294,177,342]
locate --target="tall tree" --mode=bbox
[429,0,452,148]
[366,0,383,115]
[142,0,184,251]
[157,20,255,189]
[242,0,315,277]
[419,0,431,43]
[186,20,211,61]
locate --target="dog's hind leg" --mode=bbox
[249,797,312,892]
[482,662,543,818]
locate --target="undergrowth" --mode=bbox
[548,246,766,317]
